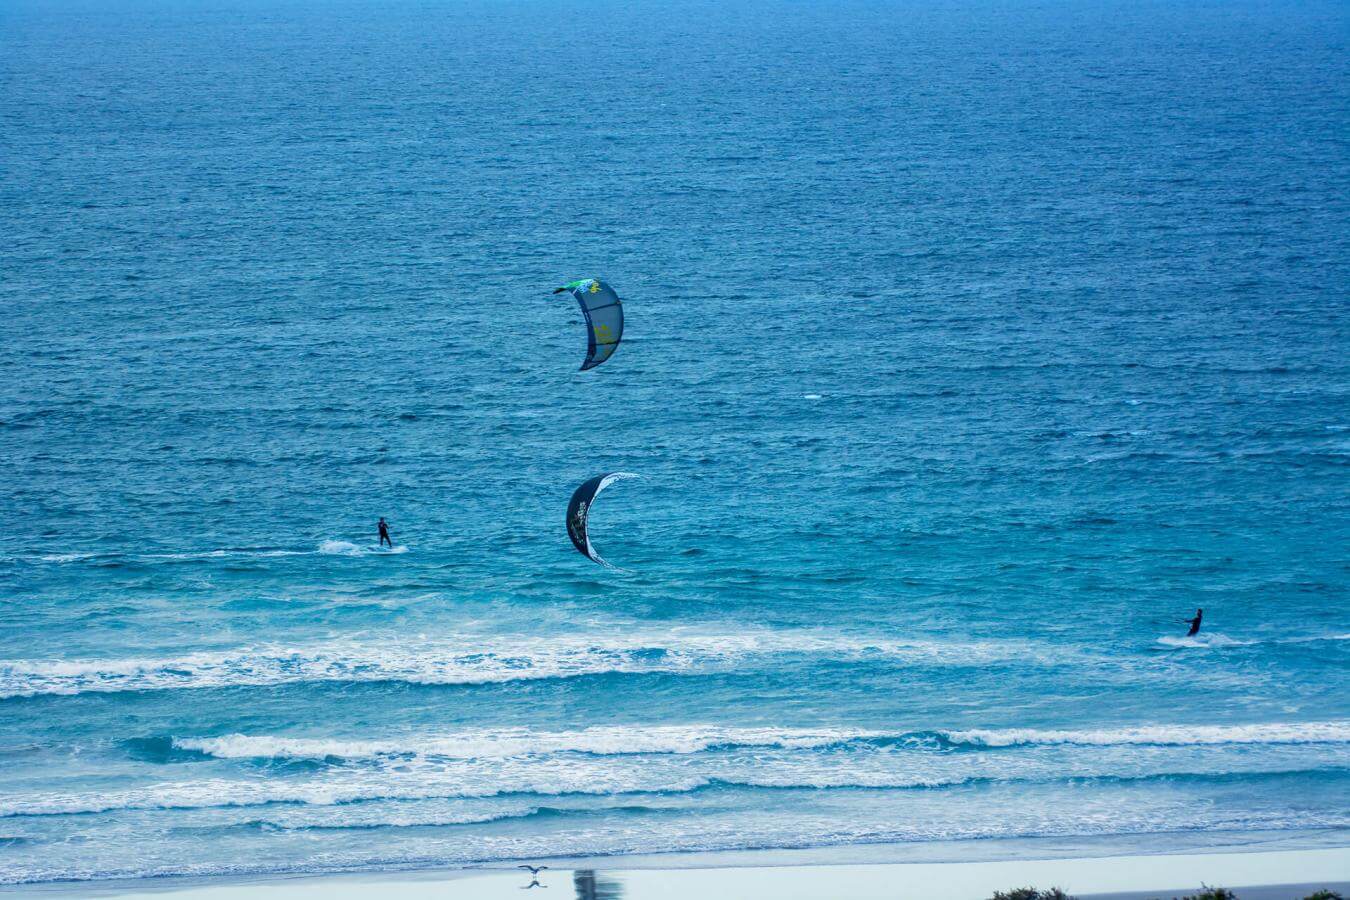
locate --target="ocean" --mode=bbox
[1,0,1348,886]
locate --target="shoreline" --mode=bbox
[8,838,1348,900]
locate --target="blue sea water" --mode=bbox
[2,0,1350,886]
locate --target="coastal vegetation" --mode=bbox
[990,888,1343,900]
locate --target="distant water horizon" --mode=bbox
[2,0,1348,886]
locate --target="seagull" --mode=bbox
[519,865,550,875]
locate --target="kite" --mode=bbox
[553,278,624,370]
[566,473,638,567]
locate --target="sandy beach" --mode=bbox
[8,847,1347,900]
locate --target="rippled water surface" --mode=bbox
[2,0,1349,886]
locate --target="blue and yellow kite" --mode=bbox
[553,278,624,371]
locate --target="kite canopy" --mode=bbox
[566,472,637,567]
[553,278,624,370]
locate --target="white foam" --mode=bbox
[317,540,364,556]
[9,729,1350,819]
[0,629,1053,698]
[943,721,1350,748]
[1156,633,1255,649]
[247,799,543,830]
[0,768,712,817]
[34,548,322,563]
[1157,632,1350,650]
[152,549,309,560]
[317,540,407,556]
[174,720,1350,765]
[172,726,876,761]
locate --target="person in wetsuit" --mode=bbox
[1183,608,1203,637]
[378,517,392,548]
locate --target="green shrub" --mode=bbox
[987,884,1344,900]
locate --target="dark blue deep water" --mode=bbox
[2,0,1349,885]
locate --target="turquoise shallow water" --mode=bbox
[2,0,1349,885]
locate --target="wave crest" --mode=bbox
[0,631,1051,699]
[942,722,1350,748]
[171,721,1350,763]
[171,726,879,761]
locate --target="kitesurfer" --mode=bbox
[378,517,392,548]
[1182,608,1202,637]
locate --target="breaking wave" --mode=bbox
[171,726,881,761]
[942,721,1350,748]
[168,721,1350,763]
[7,738,1348,818]
[0,630,1057,699]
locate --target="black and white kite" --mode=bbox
[566,473,637,568]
